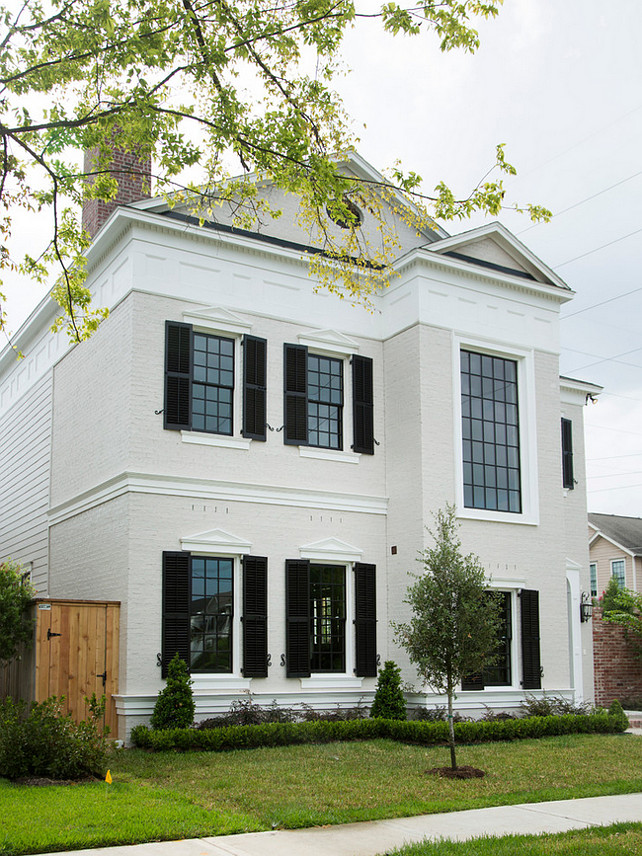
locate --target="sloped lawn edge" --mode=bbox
[131,712,626,752]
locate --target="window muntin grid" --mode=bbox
[461,350,522,513]
[307,354,343,449]
[192,333,234,434]
[190,557,233,672]
[309,564,346,673]
[483,591,512,686]
[611,559,626,589]
[590,563,598,598]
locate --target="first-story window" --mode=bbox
[161,552,268,678]
[590,563,598,598]
[285,559,376,678]
[611,559,626,588]
[310,564,346,672]
[483,591,512,686]
[190,557,233,672]
[462,589,540,692]
[461,349,522,513]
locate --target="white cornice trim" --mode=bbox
[47,471,388,525]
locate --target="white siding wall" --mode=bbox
[0,371,52,593]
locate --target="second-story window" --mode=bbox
[307,354,343,449]
[192,333,234,435]
[461,350,522,513]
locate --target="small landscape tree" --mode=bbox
[150,654,195,730]
[371,660,406,720]
[599,582,642,658]
[0,558,35,663]
[393,505,503,771]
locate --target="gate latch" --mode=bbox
[47,628,62,640]
[96,671,107,687]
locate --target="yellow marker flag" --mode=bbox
[105,770,112,784]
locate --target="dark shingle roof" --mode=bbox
[588,513,642,555]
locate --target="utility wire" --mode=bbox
[561,285,642,320]
[553,226,642,269]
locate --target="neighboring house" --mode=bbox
[588,513,642,596]
[0,150,600,741]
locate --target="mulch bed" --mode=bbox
[426,765,486,779]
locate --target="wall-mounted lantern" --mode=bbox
[580,591,593,623]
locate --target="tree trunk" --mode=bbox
[447,677,457,770]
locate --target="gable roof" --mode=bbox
[588,513,642,556]
[424,222,571,292]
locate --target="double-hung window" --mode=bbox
[590,563,598,598]
[164,321,267,440]
[461,349,522,514]
[611,559,626,589]
[283,344,374,454]
[161,552,268,678]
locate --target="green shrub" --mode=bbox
[371,661,406,720]
[608,699,629,731]
[520,694,591,718]
[131,709,626,752]
[0,558,35,663]
[0,694,108,780]
[151,654,195,730]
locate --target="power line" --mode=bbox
[589,470,642,480]
[587,453,642,462]
[589,482,642,494]
[565,345,642,374]
[553,226,642,269]
[518,169,642,237]
[584,422,642,437]
[561,285,642,320]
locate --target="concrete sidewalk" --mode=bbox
[41,793,642,856]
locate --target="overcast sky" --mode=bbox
[4,0,641,515]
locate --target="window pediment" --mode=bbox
[299,537,363,562]
[180,528,252,555]
[297,329,359,358]
[182,305,252,336]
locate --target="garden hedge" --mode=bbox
[130,711,626,752]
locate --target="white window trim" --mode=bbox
[299,447,360,464]
[611,557,626,587]
[298,537,363,684]
[589,562,598,597]
[185,312,249,443]
[484,587,519,691]
[297,345,356,456]
[180,527,252,684]
[453,335,539,526]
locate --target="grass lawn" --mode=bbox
[388,823,642,855]
[2,734,642,855]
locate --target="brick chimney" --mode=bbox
[82,144,152,239]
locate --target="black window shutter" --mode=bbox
[285,559,310,677]
[283,344,308,445]
[352,356,374,455]
[242,555,268,677]
[561,418,574,489]
[242,336,267,440]
[161,551,191,677]
[520,589,541,689]
[164,321,192,430]
[354,562,377,677]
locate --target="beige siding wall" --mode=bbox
[589,536,634,594]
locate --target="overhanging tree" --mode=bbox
[0,558,35,663]
[393,505,503,771]
[0,0,551,342]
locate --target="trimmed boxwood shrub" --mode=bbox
[130,710,626,752]
[371,661,406,721]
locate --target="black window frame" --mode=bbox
[190,555,234,673]
[461,349,522,514]
[561,417,574,490]
[161,551,268,679]
[191,332,235,436]
[307,354,344,450]
[285,560,376,678]
[309,563,347,673]
[164,322,267,441]
[283,344,375,454]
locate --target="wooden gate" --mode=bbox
[33,599,120,733]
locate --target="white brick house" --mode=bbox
[0,152,599,740]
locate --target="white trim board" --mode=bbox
[47,471,388,525]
